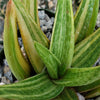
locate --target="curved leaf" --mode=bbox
[74,0,99,43]
[22,0,40,26]
[0,72,64,100]
[50,0,74,77]
[72,28,100,68]
[53,66,100,87]
[75,79,100,93]
[34,42,61,79]
[85,88,100,99]
[13,0,49,73]
[53,88,79,100]
[4,0,31,80]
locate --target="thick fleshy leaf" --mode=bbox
[53,88,79,100]
[50,0,74,77]
[75,79,100,93]
[13,0,49,73]
[4,0,31,81]
[34,42,61,79]
[72,28,100,68]
[21,0,40,26]
[53,66,100,87]
[0,72,64,100]
[74,0,99,43]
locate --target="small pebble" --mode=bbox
[77,93,85,100]
[48,1,54,9]
[41,26,48,32]
[96,12,100,28]
[1,76,11,84]
[38,11,45,20]
[4,66,13,83]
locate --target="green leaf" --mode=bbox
[74,0,99,43]
[53,88,79,100]
[50,0,74,77]
[72,28,100,68]
[4,0,31,81]
[13,0,49,73]
[0,72,64,100]
[34,42,61,79]
[75,79,100,93]
[85,88,100,99]
[53,66,100,87]
[21,0,40,26]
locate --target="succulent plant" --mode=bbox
[0,0,100,99]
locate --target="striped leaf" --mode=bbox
[34,42,61,79]
[21,0,40,26]
[4,0,31,81]
[50,0,74,77]
[74,0,99,43]
[0,72,64,100]
[75,79,100,93]
[85,88,100,99]
[13,0,49,73]
[53,88,79,100]
[53,66,100,87]
[72,28,100,68]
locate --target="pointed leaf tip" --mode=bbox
[34,41,61,79]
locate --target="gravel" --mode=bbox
[0,0,100,100]
[38,10,54,40]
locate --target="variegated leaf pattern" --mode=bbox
[84,87,100,99]
[72,29,100,68]
[74,0,99,43]
[50,0,74,77]
[0,72,64,100]
[53,88,79,100]
[75,79,100,93]
[13,0,49,73]
[34,41,61,79]
[54,66,100,86]
[4,0,31,80]
[21,0,40,26]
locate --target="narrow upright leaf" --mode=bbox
[21,0,40,26]
[4,0,31,81]
[53,88,79,100]
[50,0,74,77]
[74,0,99,43]
[72,28,100,68]
[34,42,61,79]
[0,72,64,100]
[53,66,100,87]
[13,0,49,73]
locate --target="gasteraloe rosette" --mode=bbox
[0,0,100,99]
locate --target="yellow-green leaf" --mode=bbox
[74,0,99,43]
[34,41,61,79]
[0,72,64,100]
[13,0,49,73]
[4,0,31,81]
[21,0,40,26]
[50,0,74,77]
[53,66,100,87]
[72,28,100,68]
